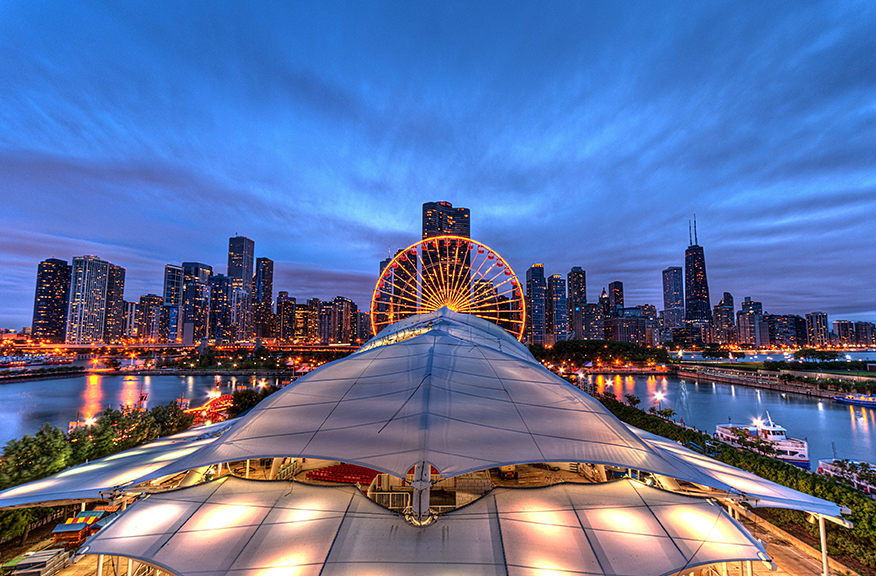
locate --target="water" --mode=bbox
[1,373,873,468]
[0,373,286,446]
[590,374,875,466]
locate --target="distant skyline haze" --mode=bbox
[2,1,875,329]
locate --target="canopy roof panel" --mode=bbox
[171,311,735,485]
[629,427,842,517]
[83,476,768,576]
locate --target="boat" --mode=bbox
[832,393,876,408]
[715,412,809,469]
[817,459,876,495]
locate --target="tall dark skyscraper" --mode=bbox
[608,281,624,318]
[422,201,470,238]
[684,219,711,324]
[525,264,546,345]
[253,257,274,339]
[227,236,255,340]
[661,267,684,329]
[567,267,586,340]
[209,275,234,344]
[546,274,568,345]
[32,258,71,343]
[275,292,296,342]
[103,264,127,342]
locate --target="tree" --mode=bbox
[731,351,746,359]
[656,407,677,419]
[103,357,122,371]
[794,349,840,362]
[624,394,641,407]
[150,402,195,437]
[0,424,70,490]
[702,347,730,359]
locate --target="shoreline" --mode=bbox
[0,368,298,384]
[677,369,836,399]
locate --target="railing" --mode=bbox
[276,459,299,480]
[371,491,411,512]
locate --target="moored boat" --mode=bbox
[715,412,809,469]
[832,393,876,408]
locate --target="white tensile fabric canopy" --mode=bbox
[168,308,740,486]
[83,475,769,576]
[0,308,841,522]
[629,427,842,517]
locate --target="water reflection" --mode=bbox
[82,374,103,418]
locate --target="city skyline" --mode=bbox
[3,3,876,328]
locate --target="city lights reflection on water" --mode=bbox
[0,374,285,445]
[586,374,874,465]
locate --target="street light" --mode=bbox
[654,391,665,411]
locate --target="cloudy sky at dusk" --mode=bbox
[2,1,875,330]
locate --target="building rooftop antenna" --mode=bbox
[688,219,692,246]
[694,213,698,245]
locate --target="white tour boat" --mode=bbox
[715,412,809,469]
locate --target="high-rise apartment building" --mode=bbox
[32,258,71,343]
[567,267,586,340]
[182,262,213,285]
[608,281,624,318]
[123,301,138,338]
[66,256,110,344]
[525,264,546,345]
[832,321,855,345]
[661,267,684,329]
[711,292,735,344]
[422,201,470,239]
[806,312,829,347]
[855,322,875,346]
[136,294,164,343]
[736,298,768,348]
[275,292,296,342]
[582,303,604,340]
[546,274,568,346]
[253,257,274,339]
[209,275,234,344]
[684,219,711,324]
[103,264,127,342]
[181,281,211,345]
[765,315,807,348]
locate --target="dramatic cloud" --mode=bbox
[2,1,875,328]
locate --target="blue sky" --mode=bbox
[2,1,875,329]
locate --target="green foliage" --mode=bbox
[596,395,876,569]
[702,346,731,359]
[730,351,746,359]
[102,357,122,370]
[794,348,841,362]
[624,394,641,407]
[0,424,70,490]
[530,339,670,366]
[226,385,280,418]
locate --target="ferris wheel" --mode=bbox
[370,236,526,340]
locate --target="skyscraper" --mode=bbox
[806,312,829,347]
[66,256,110,344]
[136,294,164,343]
[422,202,470,314]
[275,292,296,342]
[209,275,234,344]
[253,257,274,339]
[181,281,211,346]
[422,201,470,239]
[711,292,735,344]
[32,258,71,343]
[684,219,711,324]
[567,267,586,340]
[227,236,255,340]
[546,274,568,345]
[103,264,127,342]
[608,281,624,318]
[736,297,767,348]
[525,264,546,345]
[661,267,684,329]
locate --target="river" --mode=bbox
[0,373,286,446]
[1,372,873,468]
[589,373,875,466]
